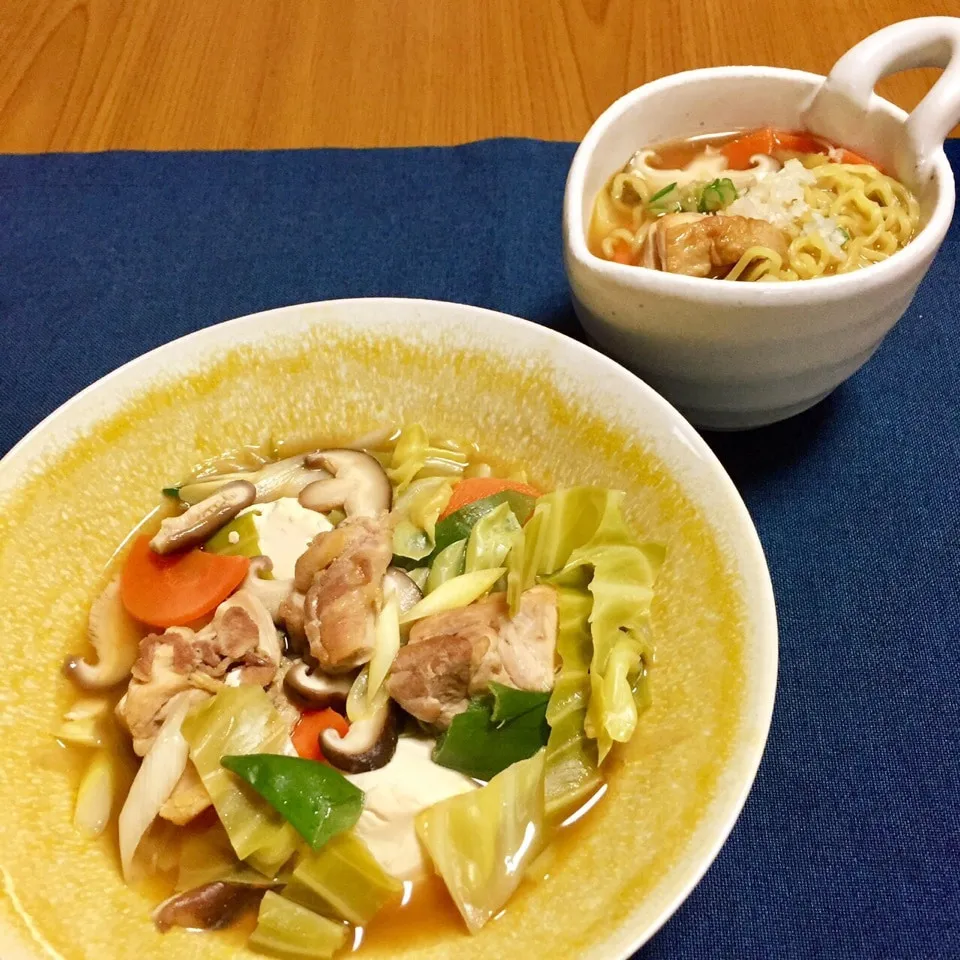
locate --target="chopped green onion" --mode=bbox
[648,182,678,204]
[698,178,737,213]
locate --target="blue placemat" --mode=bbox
[1,140,958,959]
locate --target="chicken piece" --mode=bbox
[641,212,788,278]
[283,515,392,674]
[117,589,280,757]
[159,764,212,825]
[387,586,558,729]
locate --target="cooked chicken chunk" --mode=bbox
[117,589,280,757]
[641,213,788,278]
[281,515,392,674]
[159,764,211,825]
[387,586,558,729]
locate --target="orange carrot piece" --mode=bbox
[119,535,250,628]
[292,709,350,763]
[838,148,876,167]
[720,128,776,169]
[439,477,541,520]
[611,243,633,265]
[772,130,830,155]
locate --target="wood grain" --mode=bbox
[0,0,957,152]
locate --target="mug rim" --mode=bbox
[564,65,956,302]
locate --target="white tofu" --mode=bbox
[346,737,477,880]
[238,497,333,580]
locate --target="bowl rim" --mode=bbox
[564,65,957,302]
[0,297,779,958]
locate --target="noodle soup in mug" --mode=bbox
[564,18,959,429]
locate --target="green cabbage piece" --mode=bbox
[543,583,602,820]
[426,539,466,594]
[248,891,347,960]
[464,501,520,573]
[529,489,662,813]
[176,822,286,891]
[386,424,467,494]
[416,750,547,933]
[282,832,402,927]
[181,687,300,877]
[391,477,454,561]
[559,499,664,762]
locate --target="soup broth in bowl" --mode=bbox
[590,128,920,281]
[0,299,776,960]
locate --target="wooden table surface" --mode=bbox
[1,0,957,152]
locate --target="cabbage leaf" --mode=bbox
[543,584,602,819]
[386,424,468,494]
[181,686,300,877]
[464,501,520,574]
[426,539,466,594]
[283,832,402,926]
[391,477,454,561]
[248,891,347,960]
[416,750,547,933]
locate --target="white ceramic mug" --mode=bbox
[564,17,960,430]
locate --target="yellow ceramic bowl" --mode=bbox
[0,299,777,960]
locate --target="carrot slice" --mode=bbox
[119,535,250,628]
[292,709,350,763]
[838,148,876,167]
[771,130,829,155]
[611,242,633,265]
[439,477,541,520]
[720,128,776,169]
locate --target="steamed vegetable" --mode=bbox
[439,477,539,520]
[391,477,454,561]
[292,710,350,763]
[74,750,118,838]
[432,490,537,560]
[177,823,286,891]
[433,683,550,780]
[205,511,263,560]
[398,567,506,625]
[698,177,737,212]
[119,691,201,880]
[221,755,363,851]
[387,424,468,493]
[170,456,324,506]
[249,891,347,960]
[426,539,466,594]
[543,585,602,819]
[416,749,547,933]
[64,577,143,690]
[120,535,250,628]
[464,502,520,573]
[56,697,111,748]
[182,687,300,877]
[557,494,663,761]
[367,587,400,701]
[283,832,402,926]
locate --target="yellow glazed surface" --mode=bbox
[0,301,767,960]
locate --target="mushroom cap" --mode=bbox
[384,567,423,615]
[284,660,354,709]
[150,479,257,555]
[299,450,391,518]
[321,699,398,773]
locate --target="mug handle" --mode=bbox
[811,17,960,181]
